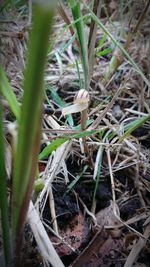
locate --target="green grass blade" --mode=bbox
[68,0,89,90]
[12,1,56,250]
[96,46,113,57]
[106,115,150,141]
[40,115,150,162]
[0,66,21,122]
[39,128,101,160]
[48,86,74,126]
[119,115,150,142]
[66,165,88,194]
[97,33,107,49]
[75,59,82,88]
[0,98,11,266]
[39,137,68,160]
[49,86,65,107]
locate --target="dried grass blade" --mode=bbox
[28,201,65,267]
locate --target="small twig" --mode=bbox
[49,186,59,235]
[124,222,150,267]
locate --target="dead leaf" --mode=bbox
[72,227,124,267]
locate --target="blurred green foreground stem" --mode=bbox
[0,1,57,266]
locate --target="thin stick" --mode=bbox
[49,186,59,235]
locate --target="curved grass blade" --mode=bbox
[119,115,150,142]
[0,66,20,122]
[39,128,100,160]
[39,137,68,160]
[106,115,150,141]
[48,85,74,126]
[65,165,88,194]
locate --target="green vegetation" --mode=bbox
[0,0,150,266]
[0,1,56,265]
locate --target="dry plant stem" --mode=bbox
[28,201,65,267]
[127,0,150,48]
[76,193,97,223]
[81,109,94,167]
[124,222,150,267]
[28,0,32,25]
[49,186,59,235]
[105,211,150,229]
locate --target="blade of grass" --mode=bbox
[96,46,113,57]
[97,33,107,49]
[65,165,88,194]
[12,1,57,258]
[39,137,68,160]
[0,66,21,122]
[107,115,150,141]
[39,128,101,160]
[47,85,74,127]
[0,97,12,267]
[119,115,150,142]
[68,0,90,90]
[75,59,82,88]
